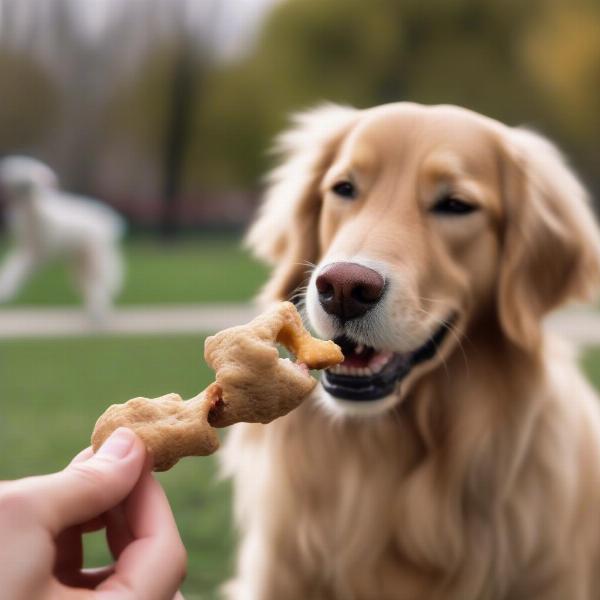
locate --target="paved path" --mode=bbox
[0,304,259,338]
[545,308,600,346]
[0,304,599,345]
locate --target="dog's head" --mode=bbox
[0,156,58,201]
[248,103,600,416]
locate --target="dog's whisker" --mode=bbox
[414,297,473,376]
[289,289,308,302]
[414,309,452,380]
[412,304,470,382]
[416,295,452,305]
[291,259,317,273]
[289,284,309,306]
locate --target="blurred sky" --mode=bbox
[0,0,281,69]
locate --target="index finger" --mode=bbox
[97,471,187,600]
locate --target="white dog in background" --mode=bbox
[0,156,125,321]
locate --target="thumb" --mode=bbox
[25,428,147,534]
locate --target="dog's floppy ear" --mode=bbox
[498,128,600,351]
[246,103,359,303]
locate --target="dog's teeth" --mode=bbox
[329,364,378,377]
[356,344,365,355]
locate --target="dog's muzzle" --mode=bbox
[321,316,456,402]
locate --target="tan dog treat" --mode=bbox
[91,388,220,471]
[273,301,343,369]
[92,302,342,469]
[205,301,343,427]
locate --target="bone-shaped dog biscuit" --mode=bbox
[91,302,343,470]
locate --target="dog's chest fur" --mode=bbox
[225,384,504,599]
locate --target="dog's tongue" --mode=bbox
[340,343,376,368]
[338,339,375,368]
[334,335,398,373]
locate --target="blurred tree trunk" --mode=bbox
[158,0,224,238]
[159,40,198,238]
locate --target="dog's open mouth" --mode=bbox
[322,317,455,401]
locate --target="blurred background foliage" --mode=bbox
[201,0,600,190]
[0,51,59,153]
[0,0,598,232]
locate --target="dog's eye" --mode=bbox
[331,181,356,199]
[431,196,478,216]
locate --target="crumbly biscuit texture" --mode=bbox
[205,301,343,427]
[91,389,220,471]
[92,302,343,469]
[268,301,343,370]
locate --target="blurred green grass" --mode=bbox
[0,234,268,306]
[583,347,600,390]
[2,337,600,598]
[0,334,233,599]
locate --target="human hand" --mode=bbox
[0,428,187,600]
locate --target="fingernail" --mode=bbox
[97,428,135,459]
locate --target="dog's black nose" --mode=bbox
[316,262,385,320]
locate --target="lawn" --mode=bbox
[0,234,268,306]
[583,347,600,390]
[2,336,600,598]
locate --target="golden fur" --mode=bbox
[222,103,600,599]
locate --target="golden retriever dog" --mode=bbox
[222,103,600,600]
